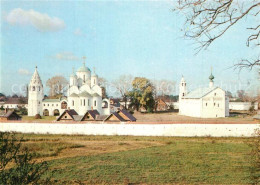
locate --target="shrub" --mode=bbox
[0,132,51,184]
[35,114,41,119]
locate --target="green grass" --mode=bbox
[12,134,257,184]
[44,141,254,184]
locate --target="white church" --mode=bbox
[178,71,229,118]
[28,62,110,117]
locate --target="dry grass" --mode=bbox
[134,111,255,123]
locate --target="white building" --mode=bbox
[67,62,110,115]
[28,67,44,116]
[28,62,110,117]
[179,72,229,118]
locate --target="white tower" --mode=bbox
[91,67,98,87]
[28,66,44,116]
[179,76,187,102]
[69,67,78,87]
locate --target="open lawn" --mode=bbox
[12,134,259,184]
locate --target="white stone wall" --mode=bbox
[229,102,258,111]
[0,123,258,137]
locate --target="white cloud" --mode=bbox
[18,69,32,76]
[52,52,79,61]
[74,28,85,36]
[6,8,65,32]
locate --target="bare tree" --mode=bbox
[175,0,260,70]
[113,75,133,109]
[46,76,68,97]
[98,77,108,98]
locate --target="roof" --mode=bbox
[43,99,60,102]
[0,110,21,118]
[81,109,100,121]
[77,64,91,73]
[88,110,100,118]
[253,114,260,120]
[79,91,91,97]
[72,115,83,121]
[95,115,109,121]
[56,109,78,121]
[30,67,43,86]
[118,109,137,121]
[92,93,100,97]
[4,98,27,104]
[69,93,79,98]
[66,109,78,117]
[105,112,125,122]
[184,87,218,99]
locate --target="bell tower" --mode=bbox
[28,66,44,116]
[179,76,187,102]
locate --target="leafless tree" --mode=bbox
[46,75,68,97]
[175,0,260,70]
[113,75,133,109]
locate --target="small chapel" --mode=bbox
[27,59,110,117]
[178,71,229,118]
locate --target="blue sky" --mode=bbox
[1,0,259,97]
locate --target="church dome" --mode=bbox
[77,65,91,73]
[209,73,214,81]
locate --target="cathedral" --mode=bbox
[28,62,110,117]
[178,71,229,118]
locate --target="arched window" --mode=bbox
[88,99,90,106]
[182,83,183,86]
[38,87,41,91]
[84,99,85,106]
[206,103,207,106]
[183,93,184,96]
[32,86,35,91]
[72,100,74,106]
[94,100,97,106]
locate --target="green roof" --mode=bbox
[43,99,60,102]
[77,65,91,72]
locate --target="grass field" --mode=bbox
[13,134,259,184]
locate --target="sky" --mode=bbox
[1,0,259,97]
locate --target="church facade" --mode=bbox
[28,62,110,117]
[179,72,229,118]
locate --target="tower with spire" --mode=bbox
[28,66,44,116]
[179,76,187,101]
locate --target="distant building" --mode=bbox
[3,98,28,109]
[0,110,21,121]
[179,71,229,118]
[155,98,169,111]
[28,60,110,117]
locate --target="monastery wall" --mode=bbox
[229,102,258,111]
[0,122,259,137]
